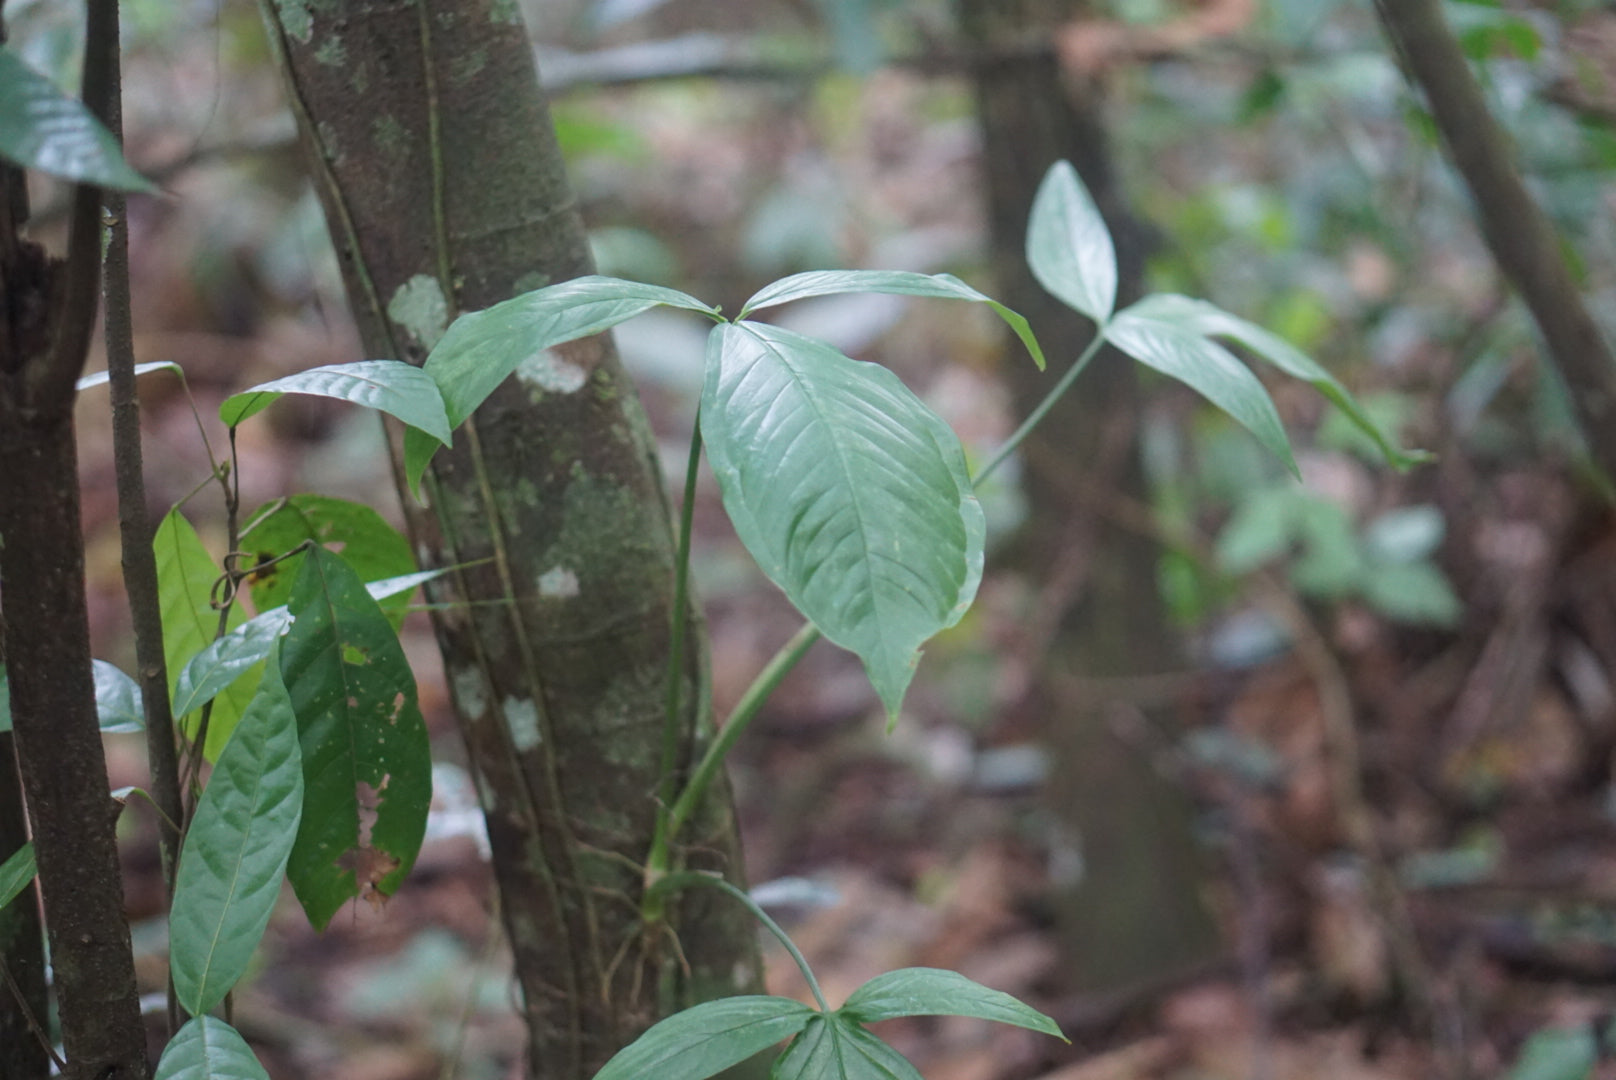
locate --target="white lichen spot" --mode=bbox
[503,697,542,753]
[276,0,313,42]
[537,566,580,598]
[516,349,588,394]
[313,36,345,67]
[451,666,487,718]
[387,275,449,350]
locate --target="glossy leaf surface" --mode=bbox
[77,360,183,392]
[218,360,450,445]
[772,1016,925,1080]
[739,270,1045,370]
[171,612,291,735]
[1105,308,1298,477]
[93,660,145,732]
[0,46,157,192]
[279,549,431,929]
[590,996,815,1080]
[840,968,1065,1039]
[170,661,302,1016]
[701,321,984,719]
[405,276,718,492]
[154,1016,270,1080]
[1026,160,1116,324]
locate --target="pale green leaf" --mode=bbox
[1105,308,1298,477]
[1506,1026,1597,1080]
[279,548,431,930]
[77,361,184,392]
[153,1016,271,1080]
[773,1015,925,1080]
[171,610,292,721]
[171,660,302,1016]
[218,360,450,445]
[1026,160,1117,324]
[590,996,814,1080]
[93,660,145,733]
[701,321,984,720]
[1361,560,1462,628]
[739,270,1044,370]
[839,968,1065,1039]
[0,46,157,192]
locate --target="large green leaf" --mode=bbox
[153,1016,271,1080]
[1026,160,1117,324]
[839,968,1065,1039]
[218,360,451,445]
[170,660,303,1016]
[773,1015,925,1080]
[1105,308,1299,477]
[0,841,35,911]
[739,270,1045,370]
[1120,294,1428,470]
[279,548,431,930]
[0,45,157,193]
[93,660,145,733]
[591,996,815,1080]
[405,275,719,493]
[240,495,415,628]
[701,321,985,720]
[155,509,253,756]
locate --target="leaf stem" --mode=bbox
[650,871,830,1013]
[974,325,1107,485]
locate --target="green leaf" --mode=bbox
[1105,308,1299,477]
[171,610,292,721]
[0,663,7,733]
[240,495,416,628]
[218,360,451,445]
[155,509,253,757]
[590,996,815,1080]
[0,46,158,193]
[279,548,431,930]
[1506,1026,1597,1080]
[1119,295,1428,470]
[738,270,1045,370]
[77,360,184,392]
[839,968,1066,1040]
[701,321,985,721]
[1360,560,1462,628]
[773,1015,925,1080]
[404,276,719,494]
[154,1016,271,1080]
[93,660,145,733]
[1027,160,1117,324]
[1216,488,1300,574]
[170,659,303,1016]
[1363,505,1445,565]
[0,841,35,911]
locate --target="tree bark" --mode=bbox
[960,0,1223,992]
[256,3,762,1077]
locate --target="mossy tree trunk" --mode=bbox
[256,3,761,1077]
[960,0,1224,993]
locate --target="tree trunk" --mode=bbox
[255,3,762,1077]
[960,0,1224,993]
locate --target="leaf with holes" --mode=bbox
[153,1016,270,1080]
[1104,308,1298,477]
[0,45,157,192]
[170,659,302,1016]
[591,996,816,1080]
[404,275,719,494]
[1026,160,1117,324]
[279,548,430,929]
[701,321,984,721]
[219,360,451,447]
[155,509,253,756]
[739,270,1044,370]
[240,495,415,628]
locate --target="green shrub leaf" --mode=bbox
[1027,160,1117,324]
[1506,1026,1597,1080]
[154,1016,271,1080]
[590,995,815,1080]
[0,46,158,192]
[1105,308,1298,477]
[0,841,35,911]
[171,610,292,721]
[839,968,1066,1039]
[739,270,1045,370]
[93,660,145,733]
[170,660,303,1016]
[1120,294,1428,470]
[218,360,451,444]
[773,1015,925,1080]
[77,361,184,392]
[701,321,984,721]
[405,276,719,494]
[279,548,431,930]
[241,495,416,629]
